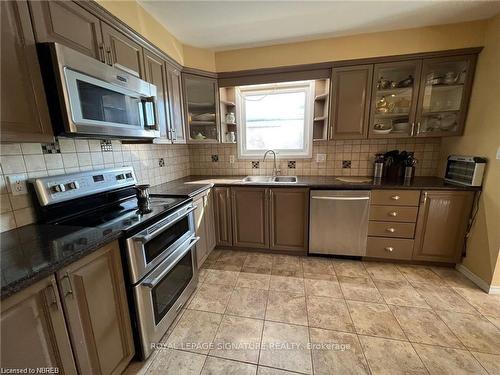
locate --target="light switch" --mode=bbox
[496,146,500,160]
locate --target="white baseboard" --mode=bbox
[455,264,500,294]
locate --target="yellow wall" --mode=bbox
[440,13,500,287]
[183,45,216,72]
[95,0,216,71]
[215,20,486,72]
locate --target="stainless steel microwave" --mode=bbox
[444,155,486,187]
[37,43,159,139]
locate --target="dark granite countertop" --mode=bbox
[151,175,480,192]
[1,224,122,300]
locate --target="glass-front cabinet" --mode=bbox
[369,61,421,138]
[182,73,219,142]
[414,55,474,137]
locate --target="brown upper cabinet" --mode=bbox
[413,190,474,263]
[101,22,144,78]
[1,275,77,374]
[369,60,422,138]
[183,73,220,143]
[166,64,187,143]
[414,55,476,137]
[30,1,145,78]
[29,0,103,60]
[231,187,269,249]
[330,65,373,139]
[1,1,53,143]
[143,49,169,140]
[213,187,233,246]
[57,241,134,375]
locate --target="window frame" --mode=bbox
[236,81,314,159]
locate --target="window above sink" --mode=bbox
[236,81,315,159]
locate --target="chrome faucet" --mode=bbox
[263,150,280,176]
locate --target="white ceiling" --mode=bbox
[139,1,500,51]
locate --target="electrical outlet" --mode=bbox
[316,153,326,162]
[496,146,500,160]
[229,155,235,164]
[7,174,27,195]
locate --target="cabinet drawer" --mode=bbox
[369,205,419,222]
[368,221,415,239]
[371,190,420,206]
[366,237,414,260]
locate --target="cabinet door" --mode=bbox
[213,187,233,246]
[1,1,53,143]
[183,73,219,142]
[414,55,476,137]
[193,196,208,268]
[269,188,309,253]
[166,65,187,143]
[369,60,422,138]
[330,65,373,139]
[101,22,144,78]
[413,191,474,263]
[57,241,134,375]
[231,187,269,249]
[204,189,217,253]
[29,0,103,60]
[1,275,77,374]
[143,49,170,140]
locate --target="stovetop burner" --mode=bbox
[58,196,188,234]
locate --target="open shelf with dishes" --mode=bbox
[312,78,331,141]
[219,87,237,143]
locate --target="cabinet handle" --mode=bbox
[389,211,398,217]
[391,195,400,200]
[384,247,394,252]
[386,227,396,233]
[106,47,113,66]
[416,122,421,135]
[423,192,428,204]
[98,43,105,63]
[61,272,73,297]
[44,285,58,309]
[410,122,415,136]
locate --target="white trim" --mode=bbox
[455,264,500,294]
[236,81,314,159]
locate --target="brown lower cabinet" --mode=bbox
[1,275,77,374]
[231,187,269,249]
[213,187,233,246]
[1,241,134,374]
[214,187,309,253]
[269,188,309,252]
[193,189,216,267]
[413,190,475,263]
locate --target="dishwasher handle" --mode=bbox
[311,196,370,201]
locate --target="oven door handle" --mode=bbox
[134,206,196,243]
[141,236,200,289]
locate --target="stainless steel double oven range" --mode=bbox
[31,167,198,359]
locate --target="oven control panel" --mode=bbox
[31,167,137,206]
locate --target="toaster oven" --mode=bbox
[444,155,486,186]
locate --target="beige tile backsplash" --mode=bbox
[0,139,190,233]
[0,137,440,233]
[189,138,441,178]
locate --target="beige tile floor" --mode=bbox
[126,250,500,375]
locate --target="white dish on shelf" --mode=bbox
[373,124,393,134]
[393,122,410,131]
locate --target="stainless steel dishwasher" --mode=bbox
[309,190,370,256]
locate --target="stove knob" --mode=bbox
[64,243,74,252]
[50,184,66,193]
[66,181,80,190]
